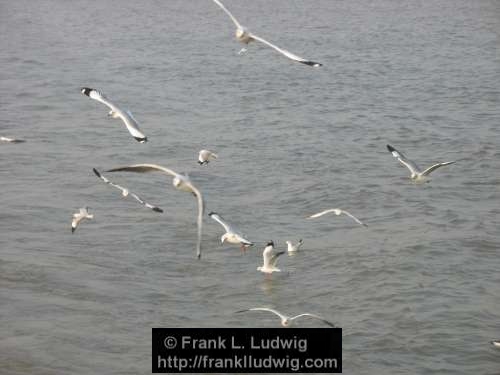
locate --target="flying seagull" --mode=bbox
[80,87,147,143]
[257,241,285,274]
[106,164,204,259]
[72,207,93,233]
[212,0,322,67]
[236,307,335,327]
[307,208,367,227]
[208,212,253,251]
[198,149,218,165]
[387,144,455,182]
[286,239,303,253]
[0,136,25,143]
[492,340,500,349]
[93,168,163,213]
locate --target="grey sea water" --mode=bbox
[1,0,500,373]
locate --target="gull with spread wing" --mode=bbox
[308,208,367,227]
[93,168,163,213]
[106,164,204,259]
[208,212,253,251]
[257,241,285,274]
[81,87,147,143]
[71,207,93,233]
[212,0,322,67]
[387,144,455,182]
[236,307,335,327]
[0,136,26,143]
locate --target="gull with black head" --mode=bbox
[257,241,285,274]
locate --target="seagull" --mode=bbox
[212,0,322,67]
[236,307,335,327]
[93,168,163,213]
[286,239,303,253]
[492,340,500,349]
[208,212,253,251]
[0,136,25,143]
[257,241,285,274]
[387,144,455,182]
[80,87,147,143]
[72,207,93,233]
[307,209,367,227]
[106,164,204,259]
[198,149,218,165]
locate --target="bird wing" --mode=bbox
[0,137,25,143]
[208,212,235,233]
[189,183,205,259]
[420,161,455,176]
[107,164,178,177]
[81,87,119,113]
[106,164,203,258]
[129,192,163,213]
[387,144,421,175]
[212,0,243,29]
[236,307,287,321]
[118,110,147,142]
[270,251,285,267]
[292,313,335,327]
[249,33,322,67]
[237,236,253,246]
[307,209,338,219]
[93,168,129,195]
[339,210,367,227]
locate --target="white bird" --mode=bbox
[307,208,367,227]
[236,307,335,327]
[0,136,25,143]
[93,168,163,213]
[257,241,285,274]
[212,0,322,67]
[492,340,500,349]
[71,207,93,233]
[286,239,303,253]
[81,87,147,143]
[106,164,204,259]
[387,144,455,182]
[198,149,218,165]
[208,212,253,251]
